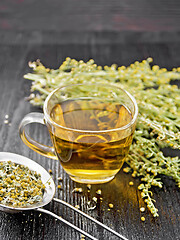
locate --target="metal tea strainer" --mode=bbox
[0,152,128,240]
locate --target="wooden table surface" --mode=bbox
[0,1,180,240]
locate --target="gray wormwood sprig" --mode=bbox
[24,57,180,217]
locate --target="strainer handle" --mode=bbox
[53,198,129,240]
[36,207,98,240]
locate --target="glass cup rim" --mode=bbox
[43,83,138,133]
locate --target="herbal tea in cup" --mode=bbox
[19,83,138,184]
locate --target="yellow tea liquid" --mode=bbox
[50,99,133,183]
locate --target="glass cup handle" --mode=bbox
[19,112,58,160]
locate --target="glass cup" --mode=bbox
[19,83,138,184]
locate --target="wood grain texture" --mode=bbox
[0,0,180,32]
[0,38,179,240]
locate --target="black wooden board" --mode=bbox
[0,39,179,240]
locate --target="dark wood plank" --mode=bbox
[0,0,180,32]
[1,31,180,46]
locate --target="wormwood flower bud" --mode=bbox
[123,167,131,173]
[138,184,145,190]
[140,207,145,212]
[132,171,137,177]
[129,181,134,186]
[96,189,102,195]
[141,192,146,198]
[141,216,145,221]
